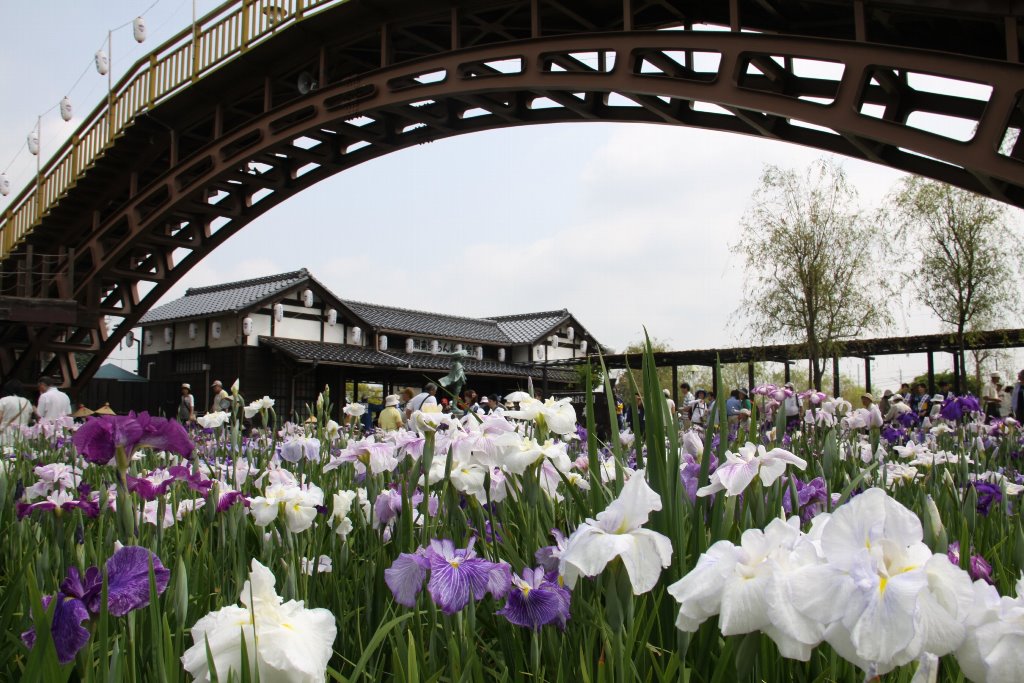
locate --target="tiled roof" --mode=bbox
[491,310,570,344]
[140,270,309,324]
[259,337,578,382]
[341,300,509,344]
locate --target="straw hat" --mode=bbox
[93,403,116,416]
[71,406,94,419]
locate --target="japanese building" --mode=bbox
[136,269,599,417]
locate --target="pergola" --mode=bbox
[542,329,1024,401]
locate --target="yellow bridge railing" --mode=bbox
[0,0,348,260]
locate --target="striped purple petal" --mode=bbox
[384,551,430,607]
[104,546,170,617]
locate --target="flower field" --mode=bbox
[3,346,1024,682]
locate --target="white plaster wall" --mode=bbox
[174,321,206,349]
[323,322,344,344]
[275,316,321,340]
[246,313,273,346]
[142,325,172,354]
[208,317,238,348]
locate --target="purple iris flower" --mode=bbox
[896,411,919,428]
[781,476,828,523]
[679,452,718,503]
[971,481,1002,516]
[22,546,170,663]
[384,538,511,614]
[947,541,994,584]
[497,567,571,631]
[881,425,903,444]
[73,412,194,465]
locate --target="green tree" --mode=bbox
[733,159,891,390]
[889,178,1023,391]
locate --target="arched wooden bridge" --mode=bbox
[1,0,1023,390]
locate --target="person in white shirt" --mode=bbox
[783,382,802,421]
[662,389,676,425]
[883,394,911,422]
[35,376,72,422]
[405,383,438,421]
[0,380,33,434]
[689,390,708,429]
[860,393,883,428]
[983,373,1003,420]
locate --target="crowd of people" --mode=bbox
[618,369,1024,435]
[0,376,72,430]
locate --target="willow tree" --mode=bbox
[733,159,890,390]
[889,177,1021,390]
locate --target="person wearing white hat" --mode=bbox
[884,393,911,423]
[378,394,403,431]
[928,393,946,419]
[860,393,883,428]
[177,383,195,424]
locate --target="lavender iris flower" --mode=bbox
[15,491,99,520]
[22,546,170,663]
[73,412,194,465]
[497,567,571,631]
[679,453,718,503]
[535,529,568,576]
[384,538,511,614]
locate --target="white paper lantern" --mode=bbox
[497,348,505,362]
[550,335,559,349]
[475,346,483,361]
[144,330,153,346]
[95,50,109,76]
[302,289,313,307]
[163,326,173,343]
[60,97,73,122]
[580,340,588,354]
[535,345,544,360]
[0,173,10,197]
[430,340,439,355]
[188,322,198,340]
[273,303,284,322]
[211,321,222,339]
[379,334,388,351]
[242,317,254,336]
[132,16,147,43]
[326,308,337,326]
[567,326,575,341]
[27,130,39,156]
[350,326,361,344]
[406,338,415,353]
[125,330,135,347]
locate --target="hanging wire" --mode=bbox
[2,0,170,197]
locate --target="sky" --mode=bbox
[2,1,1022,389]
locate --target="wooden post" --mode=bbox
[747,361,755,392]
[784,360,791,384]
[623,0,633,31]
[864,356,872,394]
[241,0,251,52]
[672,365,678,405]
[832,356,840,397]
[927,351,936,394]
